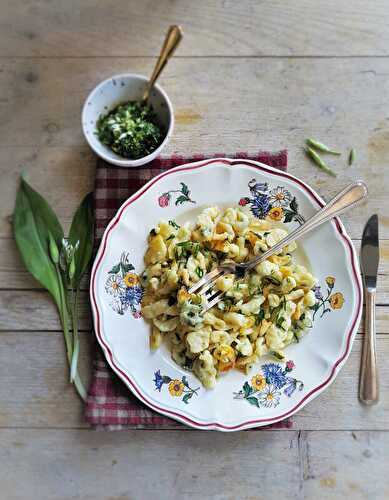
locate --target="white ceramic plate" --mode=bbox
[90,158,362,431]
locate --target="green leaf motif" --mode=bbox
[243,381,253,398]
[121,262,135,273]
[283,210,294,223]
[162,376,172,383]
[246,397,260,407]
[109,264,121,274]
[182,393,193,404]
[175,195,188,206]
[180,182,190,197]
[182,375,189,387]
[290,196,298,213]
[68,193,94,288]
[13,178,64,308]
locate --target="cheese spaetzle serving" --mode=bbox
[141,206,318,389]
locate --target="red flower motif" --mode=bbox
[239,197,249,206]
[286,360,295,371]
[158,193,170,207]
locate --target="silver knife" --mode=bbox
[359,214,380,404]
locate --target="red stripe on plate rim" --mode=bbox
[90,158,363,431]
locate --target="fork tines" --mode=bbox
[188,267,228,295]
[188,267,230,311]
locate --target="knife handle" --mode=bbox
[359,289,379,405]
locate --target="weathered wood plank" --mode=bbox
[1,290,388,332]
[0,330,92,428]
[1,427,386,499]
[0,428,302,500]
[2,0,389,57]
[1,58,389,238]
[0,332,388,430]
[302,431,389,499]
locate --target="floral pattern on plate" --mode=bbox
[312,276,345,319]
[233,360,303,408]
[158,182,196,207]
[105,252,143,317]
[239,179,305,225]
[153,370,200,404]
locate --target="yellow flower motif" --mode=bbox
[329,292,344,310]
[326,276,335,287]
[251,373,266,391]
[124,272,139,287]
[168,379,185,397]
[268,207,284,221]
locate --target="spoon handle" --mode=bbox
[143,25,183,102]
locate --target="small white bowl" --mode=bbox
[82,73,174,167]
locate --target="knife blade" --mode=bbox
[359,213,379,405]
[361,214,379,290]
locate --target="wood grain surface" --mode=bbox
[1,0,388,499]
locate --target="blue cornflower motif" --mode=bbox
[283,378,297,397]
[250,194,271,218]
[153,370,164,392]
[312,285,323,300]
[248,179,269,194]
[262,363,287,389]
[123,285,143,307]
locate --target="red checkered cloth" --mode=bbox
[85,151,292,430]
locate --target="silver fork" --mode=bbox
[188,181,368,311]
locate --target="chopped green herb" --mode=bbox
[255,309,265,326]
[306,138,341,155]
[177,241,191,247]
[149,228,157,236]
[183,357,194,370]
[305,147,337,177]
[263,232,270,237]
[96,101,163,159]
[270,350,285,361]
[263,275,281,286]
[348,148,355,166]
[168,220,180,229]
[168,296,177,306]
[166,234,174,241]
[195,266,204,278]
[276,317,285,329]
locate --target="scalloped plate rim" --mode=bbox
[90,157,363,431]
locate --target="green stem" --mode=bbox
[70,288,80,384]
[55,265,86,401]
[55,264,72,357]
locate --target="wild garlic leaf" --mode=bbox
[68,192,94,287]
[13,178,64,308]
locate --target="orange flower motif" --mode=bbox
[168,380,184,397]
[251,373,266,391]
[268,207,284,221]
[325,276,335,287]
[124,272,139,287]
[329,292,344,310]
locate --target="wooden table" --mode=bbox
[1,1,388,498]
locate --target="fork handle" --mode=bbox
[359,288,379,404]
[245,180,368,271]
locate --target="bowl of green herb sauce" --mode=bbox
[82,73,174,167]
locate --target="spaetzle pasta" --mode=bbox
[141,206,318,389]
